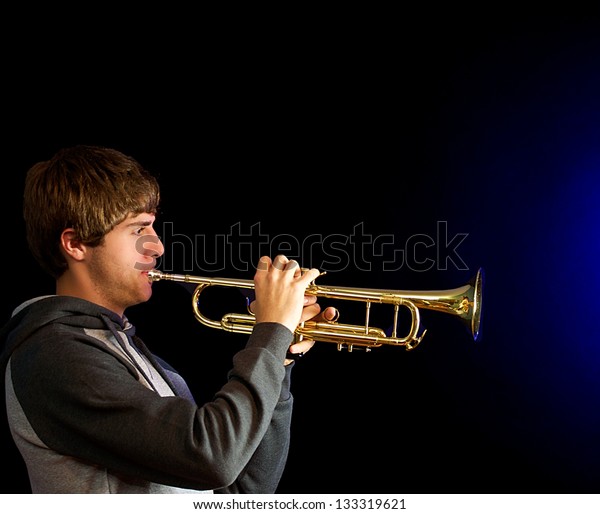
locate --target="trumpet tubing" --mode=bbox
[148,268,484,352]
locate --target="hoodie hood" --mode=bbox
[0,295,126,373]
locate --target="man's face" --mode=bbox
[86,213,164,315]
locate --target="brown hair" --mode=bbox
[23,145,160,278]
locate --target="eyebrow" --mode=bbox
[126,219,154,228]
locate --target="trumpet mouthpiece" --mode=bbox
[147,270,164,282]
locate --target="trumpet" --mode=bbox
[147,268,483,352]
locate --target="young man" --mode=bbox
[0,145,335,493]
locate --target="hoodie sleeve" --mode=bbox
[8,320,295,492]
[215,362,294,493]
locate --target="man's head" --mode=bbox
[24,145,160,279]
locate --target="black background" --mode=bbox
[2,10,600,494]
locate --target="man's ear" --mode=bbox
[60,228,86,262]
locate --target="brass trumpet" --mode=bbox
[147,268,483,352]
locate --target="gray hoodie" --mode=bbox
[0,295,295,493]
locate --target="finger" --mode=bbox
[289,339,316,355]
[300,303,321,323]
[296,266,321,286]
[271,255,297,272]
[303,295,318,306]
[324,306,340,322]
[308,306,339,323]
[291,260,305,278]
[293,263,303,278]
[271,255,287,271]
[256,255,272,272]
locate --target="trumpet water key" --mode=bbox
[147,268,484,352]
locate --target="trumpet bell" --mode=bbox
[469,268,484,341]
